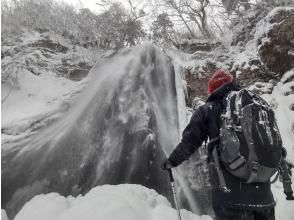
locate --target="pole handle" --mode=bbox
[167,168,174,182]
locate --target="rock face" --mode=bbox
[180,7,294,105]
[176,40,222,54]
[57,60,92,81]
[258,8,294,76]
[185,151,213,216]
[248,81,275,95]
[178,46,231,105]
[29,38,69,54]
[185,71,210,106]
[231,9,269,47]
[1,31,95,90]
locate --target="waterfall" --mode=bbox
[2,43,201,218]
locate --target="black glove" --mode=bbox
[286,161,293,176]
[285,192,294,201]
[161,159,175,171]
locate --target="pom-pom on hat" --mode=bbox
[208,69,233,94]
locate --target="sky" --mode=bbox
[61,0,154,31]
[62,0,139,14]
[61,0,228,36]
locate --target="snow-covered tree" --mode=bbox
[151,13,175,47]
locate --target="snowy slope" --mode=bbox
[1,69,87,145]
[1,31,99,144]
[261,69,294,220]
[12,184,212,220]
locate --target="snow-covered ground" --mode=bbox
[2,29,294,219]
[8,184,211,220]
[1,31,98,145]
[261,69,294,220]
[1,69,87,145]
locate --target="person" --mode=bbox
[162,70,277,220]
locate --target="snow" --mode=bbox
[248,82,274,94]
[2,210,9,220]
[170,47,294,219]
[267,7,294,19]
[261,76,294,220]
[281,69,294,84]
[1,31,100,144]
[1,69,86,144]
[230,7,294,79]
[13,184,212,220]
[2,70,79,125]
[167,48,230,79]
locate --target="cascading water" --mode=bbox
[2,43,202,218]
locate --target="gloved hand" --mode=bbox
[285,192,294,201]
[285,160,293,176]
[161,159,175,171]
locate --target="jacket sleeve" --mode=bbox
[168,104,209,166]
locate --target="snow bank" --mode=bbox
[1,31,99,144]
[261,72,294,220]
[272,181,294,220]
[1,68,86,145]
[262,80,294,164]
[2,210,9,220]
[281,69,294,84]
[14,184,212,220]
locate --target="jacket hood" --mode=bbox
[206,82,241,102]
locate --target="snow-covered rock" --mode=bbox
[175,39,222,54]
[226,7,294,87]
[248,81,275,95]
[13,184,212,220]
[257,7,294,75]
[1,31,105,144]
[281,69,294,84]
[1,210,9,220]
[260,70,294,220]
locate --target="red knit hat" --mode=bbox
[208,70,233,94]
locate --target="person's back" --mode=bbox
[161,70,290,220]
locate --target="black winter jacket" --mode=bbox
[168,82,275,210]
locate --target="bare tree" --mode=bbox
[181,0,215,39]
[152,0,215,39]
[151,13,176,47]
[159,0,196,38]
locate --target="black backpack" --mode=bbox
[218,89,283,183]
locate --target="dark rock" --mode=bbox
[56,62,92,81]
[185,150,213,216]
[176,40,222,54]
[283,84,294,96]
[232,9,269,46]
[233,65,279,88]
[29,39,68,53]
[68,68,90,81]
[33,27,49,34]
[281,70,294,84]
[258,8,294,76]
[289,103,294,111]
[248,81,274,95]
[185,73,210,106]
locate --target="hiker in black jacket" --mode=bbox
[162,70,276,220]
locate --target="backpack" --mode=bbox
[217,89,283,183]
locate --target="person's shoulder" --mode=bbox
[191,102,213,119]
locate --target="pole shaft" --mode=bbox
[171,182,182,220]
[168,169,182,220]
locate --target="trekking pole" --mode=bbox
[167,168,182,220]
